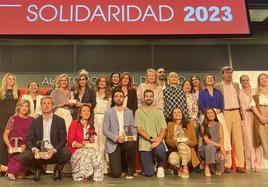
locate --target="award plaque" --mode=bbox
[124,126,136,142]
[36,140,50,159]
[9,137,23,154]
[176,128,188,143]
[68,99,77,104]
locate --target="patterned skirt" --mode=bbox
[71,147,104,181]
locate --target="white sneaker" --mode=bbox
[157,167,165,178]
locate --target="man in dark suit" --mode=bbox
[19,96,71,181]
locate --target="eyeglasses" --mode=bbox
[158,71,165,73]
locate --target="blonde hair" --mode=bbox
[15,99,31,116]
[167,72,179,85]
[55,74,69,88]
[26,81,40,95]
[0,73,18,100]
[257,73,268,95]
[146,68,158,85]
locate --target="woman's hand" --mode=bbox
[20,144,26,152]
[259,116,266,124]
[75,142,84,148]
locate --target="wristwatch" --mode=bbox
[149,136,153,142]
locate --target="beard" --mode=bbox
[158,75,166,81]
[145,100,153,106]
[115,101,123,106]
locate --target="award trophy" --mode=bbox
[36,140,50,159]
[176,128,188,143]
[83,129,96,148]
[9,137,23,154]
[124,126,136,141]
[68,92,77,105]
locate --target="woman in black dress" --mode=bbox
[72,73,96,123]
[0,73,19,173]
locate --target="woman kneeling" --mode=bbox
[68,104,104,181]
[199,108,225,177]
[166,108,200,178]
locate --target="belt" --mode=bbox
[224,108,240,111]
[260,105,268,107]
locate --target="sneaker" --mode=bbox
[126,173,134,179]
[157,167,165,178]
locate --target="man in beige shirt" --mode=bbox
[215,66,245,173]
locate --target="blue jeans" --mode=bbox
[140,143,167,177]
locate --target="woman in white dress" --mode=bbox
[94,76,111,173]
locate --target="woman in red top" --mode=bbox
[68,104,104,181]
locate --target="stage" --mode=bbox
[1,171,267,187]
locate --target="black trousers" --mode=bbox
[108,141,136,178]
[19,147,71,173]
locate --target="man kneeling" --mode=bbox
[19,96,71,181]
[103,89,137,179]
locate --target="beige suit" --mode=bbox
[215,82,245,168]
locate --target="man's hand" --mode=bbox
[151,141,160,149]
[116,135,126,144]
[34,148,40,159]
[152,137,162,143]
[45,149,56,160]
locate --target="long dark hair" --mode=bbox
[191,75,202,92]
[109,72,120,89]
[96,76,111,100]
[172,108,189,129]
[76,74,89,93]
[200,107,219,138]
[182,80,194,93]
[77,104,94,129]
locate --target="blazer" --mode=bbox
[165,121,200,167]
[26,114,67,152]
[103,107,137,153]
[67,120,96,154]
[21,94,43,116]
[73,87,96,120]
[111,88,138,113]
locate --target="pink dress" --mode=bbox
[6,115,33,174]
[239,88,261,170]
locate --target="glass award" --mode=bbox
[9,137,23,154]
[36,140,50,159]
[124,125,136,141]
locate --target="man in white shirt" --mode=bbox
[20,96,71,181]
[103,89,137,179]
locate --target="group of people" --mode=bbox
[0,66,267,181]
